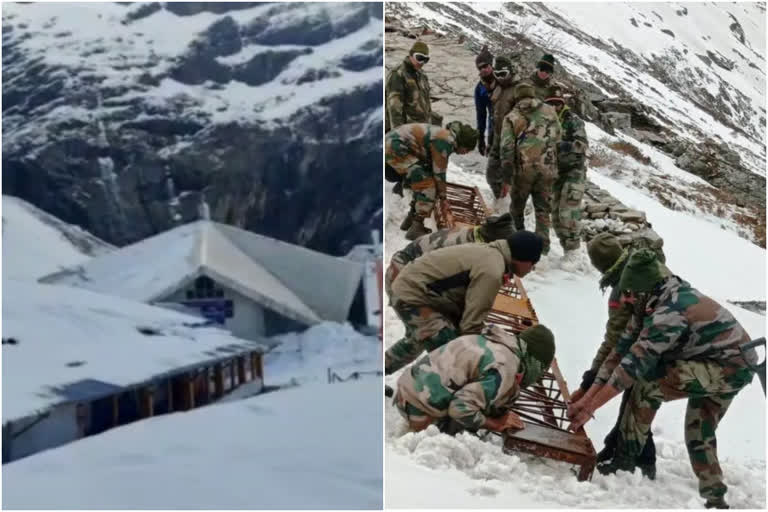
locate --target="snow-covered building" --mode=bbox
[2,280,267,464]
[40,221,371,340]
[344,232,383,337]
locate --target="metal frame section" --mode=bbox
[434,182,491,229]
[437,181,597,481]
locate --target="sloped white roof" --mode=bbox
[1,195,114,280]
[40,221,364,324]
[2,280,266,422]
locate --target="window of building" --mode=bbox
[185,275,225,299]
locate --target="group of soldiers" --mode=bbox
[384,41,761,510]
[385,41,587,265]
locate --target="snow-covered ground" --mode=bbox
[265,321,381,386]
[2,379,383,510]
[384,161,766,508]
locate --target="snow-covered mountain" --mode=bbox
[2,195,114,280]
[385,2,765,226]
[2,2,383,255]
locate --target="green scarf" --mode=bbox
[599,249,629,291]
[514,339,545,388]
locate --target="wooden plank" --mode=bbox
[504,423,593,456]
[167,378,174,412]
[237,357,247,384]
[141,387,154,418]
[214,363,224,397]
[187,375,195,410]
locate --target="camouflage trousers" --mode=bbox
[552,165,586,251]
[384,258,407,303]
[510,164,556,254]
[485,141,505,199]
[399,163,437,219]
[385,300,459,375]
[393,391,433,432]
[618,359,754,501]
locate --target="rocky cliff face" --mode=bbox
[2,2,383,255]
[385,2,765,211]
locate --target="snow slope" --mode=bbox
[2,195,113,280]
[387,1,765,175]
[264,321,381,387]
[384,164,766,508]
[3,379,383,510]
[2,2,381,129]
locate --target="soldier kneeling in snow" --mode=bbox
[568,249,758,510]
[393,324,555,434]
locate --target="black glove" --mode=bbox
[580,369,597,391]
[557,141,573,153]
[477,135,486,156]
[392,182,404,197]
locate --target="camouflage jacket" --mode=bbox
[391,226,479,272]
[557,106,588,171]
[396,325,523,430]
[597,275,754,391]
[386,57,432,131]
[391,240,512,335]
[385,123,457,199]
[589,243,670,372]
[489,77,517,148]
[499,96,561,182]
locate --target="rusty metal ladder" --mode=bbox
[434,182,597,481]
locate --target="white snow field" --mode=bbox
[384,162,766,508]
[2,379,383,510]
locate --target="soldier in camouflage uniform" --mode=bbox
[568,250,757,509]
[385,41,442,131]
[500,82,561,254]
[545,88,589,253]
[386,121,478,240]
[529,53,557,101]
[394,324,555,433]
[570,233,669,478]
[385,213,515,299]
[485,56,519,200]
[385,231,544,375]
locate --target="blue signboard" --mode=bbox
[180,299,234,325]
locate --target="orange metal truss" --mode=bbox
[434,182,597,481]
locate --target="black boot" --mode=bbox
[392,182,404,197]
[400,210,414,231]
[705,498,729,509]
[636,431,657,480]
[405,217,431,240]
[385,385,394,398]
[596,453,636,476]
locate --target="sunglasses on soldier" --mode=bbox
[493,69,511,79]
[412,52,430,64]
[477,63,491,71]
